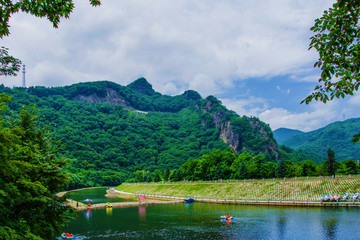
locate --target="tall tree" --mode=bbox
[163,168,170,181]
[303,0,360,143]
[0,0,101,76]
[323,147,337,176]
[275,159,287,178]
[0,94,70,239]
[238,162,249,180]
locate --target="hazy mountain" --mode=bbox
[281,118,360,161]
[273,128,305,144]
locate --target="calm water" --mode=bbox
[67,187,135,204]
[62,188,360,240]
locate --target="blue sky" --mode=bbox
[1,0,359,132]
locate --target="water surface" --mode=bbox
[62,190,360,240]
[67,187,134,204]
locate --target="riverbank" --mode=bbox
[59,188,183,211]
[115,176,360,207]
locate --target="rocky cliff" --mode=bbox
[73,88,130,108]
[201,96,279,160]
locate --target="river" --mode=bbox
[61,188,360,240]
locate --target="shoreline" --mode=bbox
[60,188,183,211]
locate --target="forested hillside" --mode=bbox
[0,79,282,188]
[273,128,304,144]
[281,119,360,161]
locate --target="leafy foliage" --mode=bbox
[0,0,101,38]
[0,94,70,240]
[304,0,360,142]
[0,47,21,76]
[0,0,101,79]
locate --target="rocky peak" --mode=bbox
[201,96,279,160]
[126,77,156,96]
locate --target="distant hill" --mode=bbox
[281,118,360,161]
[0,79,280,188]
[273,128,304,144]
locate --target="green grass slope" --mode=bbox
[116,176,360,202]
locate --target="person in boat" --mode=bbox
[226,213,231,219]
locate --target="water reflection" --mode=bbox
[106,207,113,216]
[277,215,287,239]
[84,208,91,219]
[322,218,337,240]
[138,206,146,219]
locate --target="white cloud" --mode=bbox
[220,97,269,117]
[1,0,334,93]
[348,92,360,106]
[4,0,355,133]
[221,95,353,132]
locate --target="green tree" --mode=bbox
[276,159,287,178]
[0,0,101,76]
[323,148,337,176]
[342,159,358,174]
[0,94,70,239]
[152,169,162,182]
[238,162,249,180]
[0,47,21,76]
[303,0,360,143]
[163,168,170,181]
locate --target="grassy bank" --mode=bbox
[115,176,360,202]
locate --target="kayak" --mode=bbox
[221,216,234,219]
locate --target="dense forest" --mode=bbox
[0,94,70,239]
[132,147,359,183]
[0,79,351,188]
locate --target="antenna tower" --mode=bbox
[22,64,26,88]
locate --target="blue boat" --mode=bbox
[351,193,359,200]
[341,193,349,201]
[184,195,194,203]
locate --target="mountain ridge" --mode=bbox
[0,79,280,187]
[279,118,360,161]
[273,128,305,144]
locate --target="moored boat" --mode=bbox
[184,195,194,203]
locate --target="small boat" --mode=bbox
[351,193,359,200]
[320,195,331,202]
[333,195,341,201]
[341,193,349,201]
[221,216,234,220]
[60,232,76,239]
[184,195,194,203]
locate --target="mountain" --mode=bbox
[273,128,304,144]
[281,118,360,161]
[0,79,279,188]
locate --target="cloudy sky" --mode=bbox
[1,0,359,132]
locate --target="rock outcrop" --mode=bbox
[201,96,279,160]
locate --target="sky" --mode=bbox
[1,0,359,132]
